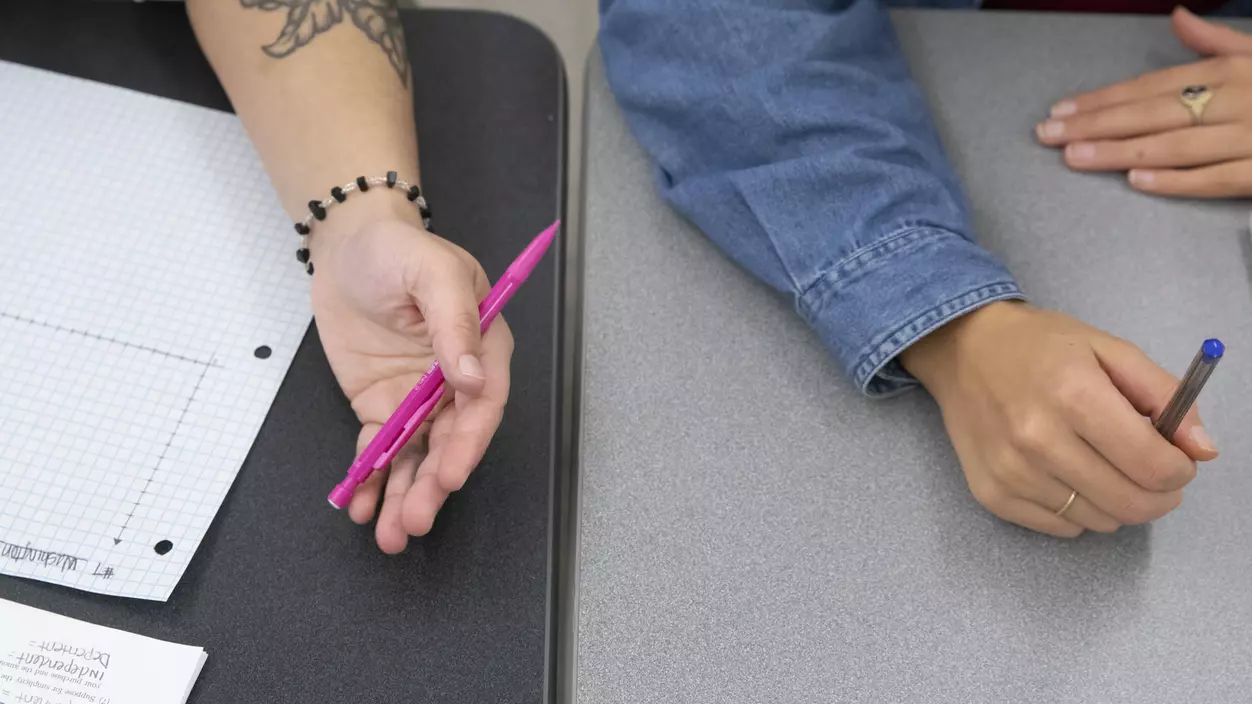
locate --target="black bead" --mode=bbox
[406,185,421,202]
[308,200,326,220]
[296,248,310,264]
[294,222,310,235]
[331,186,346,202]
[306,262,315,275]
[356,176,369,192]
[419,205,432,220]
[386,171,397,187]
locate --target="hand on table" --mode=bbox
[901,302,1218,538]
[1036,7,1252,197]
[309,215,512,554]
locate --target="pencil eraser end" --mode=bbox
[1202,338,1225,363]
[328,485,353,510]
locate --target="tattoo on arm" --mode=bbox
[240,0,410,86]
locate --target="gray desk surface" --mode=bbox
[0,3,564,703]
[577,10,1252,703]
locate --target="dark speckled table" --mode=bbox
[0,3,566,703]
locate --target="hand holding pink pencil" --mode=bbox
[328,220,560,509]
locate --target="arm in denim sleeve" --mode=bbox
[598,0,1025,396]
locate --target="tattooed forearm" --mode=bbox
[240,0,410,85]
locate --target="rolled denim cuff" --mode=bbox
[798,225,1026,397]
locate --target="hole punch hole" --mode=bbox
[154,540,173,555]
[254,345,272,359]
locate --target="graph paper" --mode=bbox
[0,61,311,600]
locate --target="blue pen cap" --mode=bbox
[1202,338,1225,364]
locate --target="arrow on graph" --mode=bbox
[113,364,210,545]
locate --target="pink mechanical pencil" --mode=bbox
[327,219,560,509]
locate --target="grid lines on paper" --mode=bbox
[0,60,312,600]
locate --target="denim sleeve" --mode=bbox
[598,0,1025,396]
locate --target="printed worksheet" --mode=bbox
[0,61,311,599]
[0,598,207,704]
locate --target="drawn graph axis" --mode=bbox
[0,310,224,546]
[0,311,220,367]
[113,361,213,545]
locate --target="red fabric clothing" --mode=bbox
[981,1,1225,12]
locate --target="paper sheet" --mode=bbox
[0,61,311,599]
[0,598,206,704]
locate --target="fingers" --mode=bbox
[402,411,454,537]
[1048,57,1234,117]
[1042,430,1183,526]
[1172,6,1252,58]
[998,498,1086,539]
[436,321,512,493]
[348,423,385,524]
[985,454,1123,533]
[1022,467,1123,533]
[1049,353,1195,493]
[409,246,488,396]
[1062,125,1252,171]
[374,444,422,554]
[1128,159,1252,198]
[1167,406,1219,463]
[348,471,386,525]
[1038,89,1252,146]
[1094,337,1219,461]
[970,477,1083,538]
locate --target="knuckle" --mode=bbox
[1142,455,1196,492]
[1052,373,1092,413]
[1115,492,1174,525]
[991,456,1034,492]
[1009,411,1053,455]
[1055,524,1085,540]
[969,479,1008,511]
[1091,519,1122,534]
[1116,493,1151,521]
[451,309,479,334]
[1221,55,1252,77]
[1116,499,1152,525]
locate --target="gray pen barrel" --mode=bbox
[1154,346,1221,440]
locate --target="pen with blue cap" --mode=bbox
[1155,338,1224,440]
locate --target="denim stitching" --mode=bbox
[857,284,1026,394]
[798,223,946,302]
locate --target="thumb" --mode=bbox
[1093,337,1219,462]
[411,251,487,396]
[1172,6,1252,56]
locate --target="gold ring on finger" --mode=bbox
[1055,489,1078,518]
[1179,84,1215,126]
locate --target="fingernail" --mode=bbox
[1129,169,1154,187]
[1190,425,1218,454]
[1038,120,1065,139]
[458,354,485,380]
[1051,100,1077,118]
[1066,143,1096,163]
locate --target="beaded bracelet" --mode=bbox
[293,171,432,275]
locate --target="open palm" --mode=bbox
[309,218,512,553]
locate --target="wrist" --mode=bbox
[304,180,428,260]
[900,300,1028,388]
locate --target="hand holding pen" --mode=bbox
[323,220,559,551]
[902,303,1221,538]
